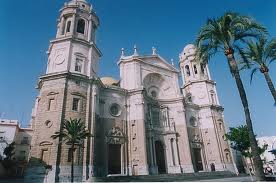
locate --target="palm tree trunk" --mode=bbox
[225,52,265,181]
[71,144,74,183]
[243,156,254,181]
[263,72,276,104]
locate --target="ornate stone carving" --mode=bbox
[106,126,125,144]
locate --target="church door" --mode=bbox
[211,163,216,171]
[193,148,203,171]
[108,144,121,174]
[155,141,166,174]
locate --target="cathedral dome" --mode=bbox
[180,44,197,61]
[101,77,119,86]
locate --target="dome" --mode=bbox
[180,44,197,62]
[100,77,119,86]
[68,0,88,4]
[67,0,90,8]
[183,44,196,54]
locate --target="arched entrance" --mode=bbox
[155,141,166,174]
[106,127,125,175]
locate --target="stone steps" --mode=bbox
[93,171,237,182]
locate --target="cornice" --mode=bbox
[182,79,216,89]
[49,36,102,57]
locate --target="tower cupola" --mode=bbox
[179,44,210,85]
[46,0,101,77]
[56,0,99,42]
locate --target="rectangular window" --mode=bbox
[21,137,29,144]
[72,98,79,111]
[48,98,55,111]
[75,59,82,72]
[68,148,73,162]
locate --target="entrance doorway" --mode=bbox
[108,144,121,174]
[211,163,216,171]
[155,141,166,174]
[193,148,203,172]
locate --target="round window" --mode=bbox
[109,103,121,117]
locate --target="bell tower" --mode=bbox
[46,0,101,77]
[179,44,219,106]
[179,44,237,172]
[29,1,102,182]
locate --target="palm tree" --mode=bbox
[51,118,91,183]
[195,12,267,181]
[239,37,276,104]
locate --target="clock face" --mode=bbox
[55,54,65,65]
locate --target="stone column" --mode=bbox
[82,82,92,181]
[180,66,185,86]
[83,83,97,181]
[135,100,149,175]
[148,134,155,174]
[71,14,76,35]
[152,137,157,166]
[177,107,194,173]
[166,138,173,169]
[59,16,65,36]
[89,84,97,177]
[173,138,179,166]
[88,17,92,41]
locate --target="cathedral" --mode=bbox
[28,0,237,182]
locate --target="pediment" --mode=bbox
[142,55,178,72]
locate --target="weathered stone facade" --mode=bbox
[27,0,237,182]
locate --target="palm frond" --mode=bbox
[250,67,259,84]
[265,38,276,65]
[51,118,91,146]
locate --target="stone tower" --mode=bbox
[179,44,237,172]
[29,0,101,182]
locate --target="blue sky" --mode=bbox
[0,0,275,136]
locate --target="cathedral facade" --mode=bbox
[29,0,236,182]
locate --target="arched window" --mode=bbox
[185,65,190,76]
[224,149,231,162]
[66,21,71,33]
[77,19,85,34]
[170,138,176,165]
[200,63,205,74]
[194,65,198,74]
[218,122,223,131]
